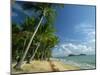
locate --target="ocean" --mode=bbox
[52,55,96,69]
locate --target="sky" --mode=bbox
[12,2,96,57]
[52,4,96,57]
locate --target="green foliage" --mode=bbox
[12,17,59,61]
[22,17,35,32]
[12,2,63,63]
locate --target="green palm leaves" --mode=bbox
[12,2,62,69]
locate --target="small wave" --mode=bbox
[58,59,95,69]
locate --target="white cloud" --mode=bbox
[52,23,95,57]
[13,3,23,10]
[52,42,95,57]
[75,23,95,40]
[13,3,30,16]
[75,23,95,49]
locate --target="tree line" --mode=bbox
[12,1,63,69]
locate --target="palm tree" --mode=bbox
[29,42,40,62]
[15,3,46,68]
[29,23,59,61]
[12,23,22,61]
[14,2,56,69]
[14,13,45,69]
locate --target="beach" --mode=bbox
[12,60,80,74]
[54,55,96,69]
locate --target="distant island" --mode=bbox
[68,54,86,56]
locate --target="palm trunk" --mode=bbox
[41,52,44,60]
[22,38,27,54]
[41,47,45,60]
[14,10,46,69]
[29,43,40,62]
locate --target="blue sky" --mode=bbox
[55,5,95,41]
[12,2,96,57]
[53,5,96,57]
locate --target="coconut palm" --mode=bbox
[14,2,57,69]
[29,23,59,61]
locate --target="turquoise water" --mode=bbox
[53,55,96,69]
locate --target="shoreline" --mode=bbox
[12,60,80,74]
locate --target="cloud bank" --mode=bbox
[52,23,95,57]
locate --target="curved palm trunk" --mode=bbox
[14,39,27,69]
[41,45,46,60]
[41,51,44,60]
[22,39,27,51]
[29,43,40,63]
[14,10,46,69]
